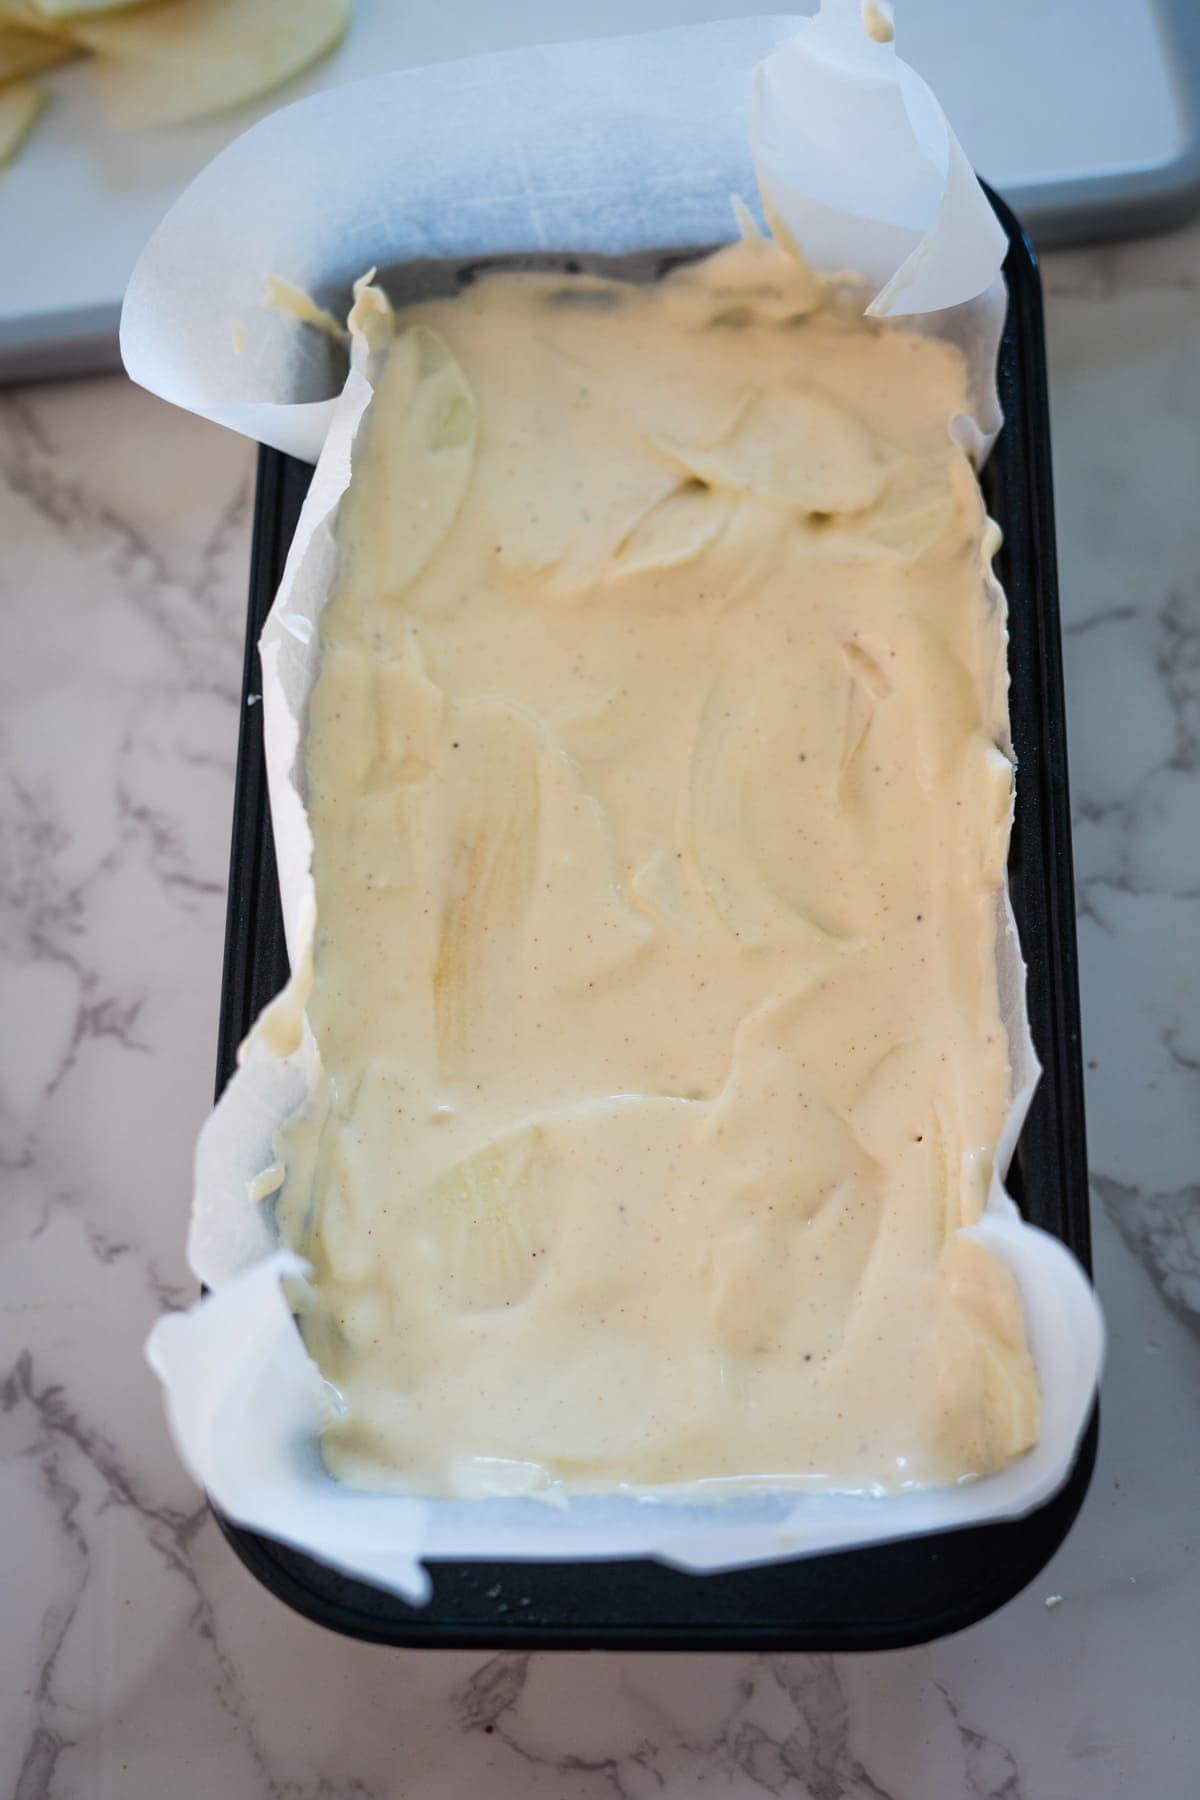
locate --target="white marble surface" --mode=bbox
[2,222,1199,1799]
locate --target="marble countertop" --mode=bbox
[2,222,1198,1800]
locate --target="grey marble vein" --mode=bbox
[1094,1174,1200,1337]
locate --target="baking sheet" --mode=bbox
[7,0,1200,385]
[133,2,1104,1604]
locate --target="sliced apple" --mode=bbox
[433,698,540,1073]
[0,76,43,162]
[0,24,75,81]
[607,479,731,583]
[341,324,477,605]
[653,385,893,517]
[689,681,845,949]
[422,1125,552,1312]
[72,0,350,130]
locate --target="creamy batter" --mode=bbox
[276,232,1040,1499]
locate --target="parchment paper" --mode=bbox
[132,2,1104,1604]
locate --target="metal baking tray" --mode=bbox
[6,0,1200,386]
[211,190,1097,1650]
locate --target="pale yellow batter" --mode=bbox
[276,232,1040,1499]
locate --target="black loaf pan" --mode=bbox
[212,188,1096,1650]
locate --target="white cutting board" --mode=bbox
[2,0,1197,378]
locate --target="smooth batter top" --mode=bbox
[276,233,1040,1499]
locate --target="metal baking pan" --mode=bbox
[211,189,1097,1650]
